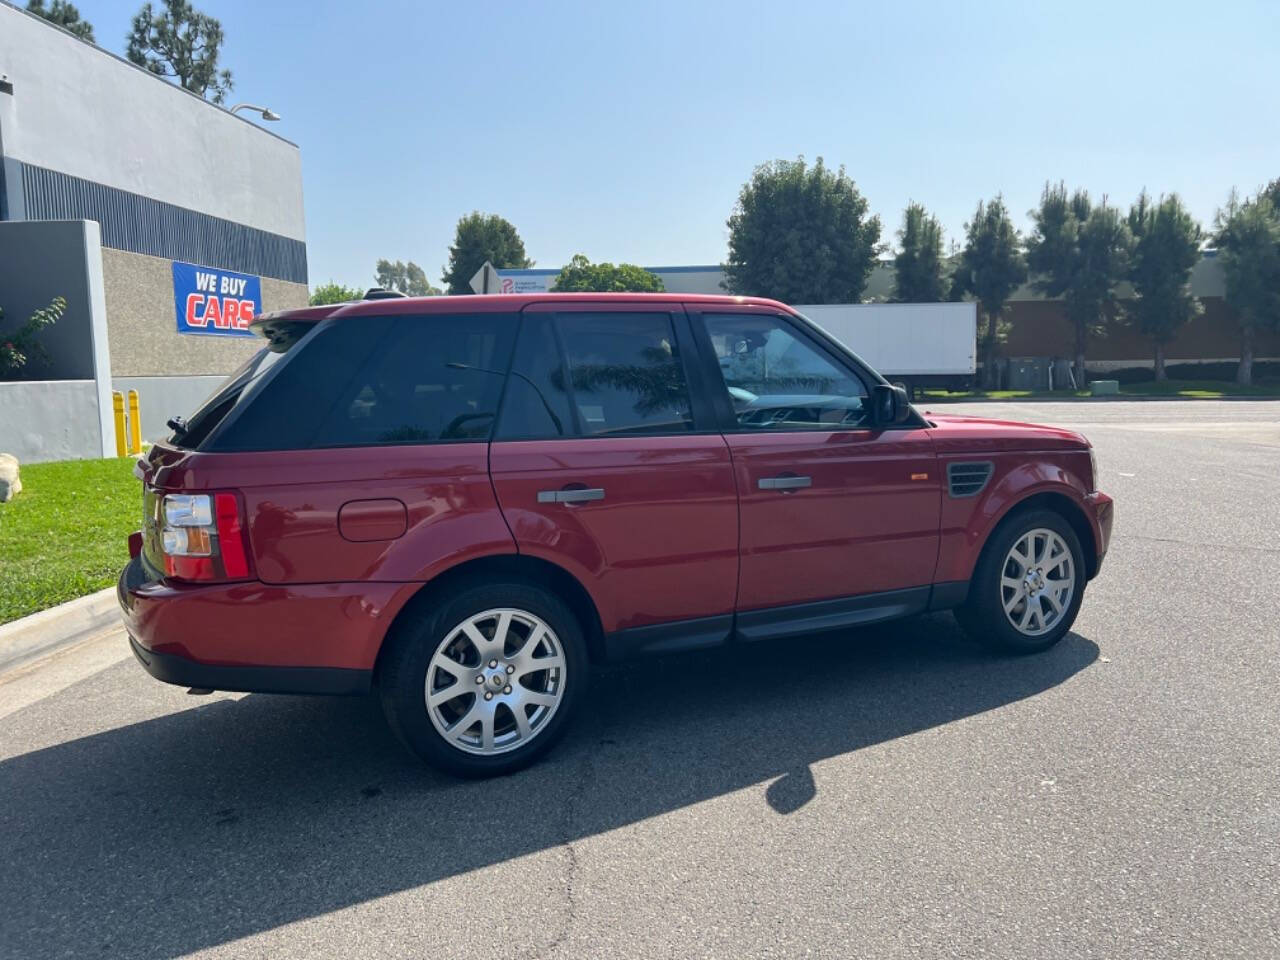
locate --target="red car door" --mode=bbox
[687,305,941,639]
[488,302,739,657]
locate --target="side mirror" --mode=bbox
[872,384,912,427]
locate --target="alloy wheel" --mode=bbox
[425,608,567,755]
[1000,528,1076,637]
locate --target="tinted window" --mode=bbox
[493,314,575,439]
[209,314,516,451]
[702,313,869,429]
[313,315,516,447]
[495,312,695,439]
[562,312,694,436]
[204,316,392,451]
[176,321,314,449]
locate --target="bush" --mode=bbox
[551,255,664,293]
[1105,367,1155,384]
[0,296,66,378]
[309,282,363,306]
[1105,360,1280,384]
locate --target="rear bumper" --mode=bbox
[1086,490,1114,577]
[127,633,371,695]
[117,557,397,695]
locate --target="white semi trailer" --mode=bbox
[795,302,977,396]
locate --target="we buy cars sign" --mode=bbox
[173,261,262,337]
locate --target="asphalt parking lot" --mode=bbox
[1,399,1277,960]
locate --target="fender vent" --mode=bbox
[947,461,994,498]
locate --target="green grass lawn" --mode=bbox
[919,388,1089,401]
[0,457,139,624]
[1118,379,1280,398]
[919,380,1280,401]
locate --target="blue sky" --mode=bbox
[79,0,1279,289]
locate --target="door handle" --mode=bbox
[537,487,606,504]
[758,475,812,490]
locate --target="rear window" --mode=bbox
[170,321,313,449]
[204,314,517,452]
[311,315,515,447]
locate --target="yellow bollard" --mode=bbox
[112,391,127,458]
[127,389,142,455]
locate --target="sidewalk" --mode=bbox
[0,587,120,675]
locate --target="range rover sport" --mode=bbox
[119,293,1113,777]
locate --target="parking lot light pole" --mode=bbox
[229,103,281,121]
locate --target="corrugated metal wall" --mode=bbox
[17,161,307,284]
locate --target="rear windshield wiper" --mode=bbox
[166,415,189,437]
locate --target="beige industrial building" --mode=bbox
[0,3,307,460]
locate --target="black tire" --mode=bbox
[379,580,588,777]
[954,508,1086,654]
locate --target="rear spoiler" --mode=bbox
[249,288,409,348]
[249,313,325,352]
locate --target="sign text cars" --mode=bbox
[172,261,262,337]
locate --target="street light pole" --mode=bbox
[229,103,280,122]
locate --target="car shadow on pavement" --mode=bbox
[0,614,1097,959]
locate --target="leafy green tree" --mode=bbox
[1026,182,1132,384]
[375,260,406,293]
[1213,191,1280,385]
[891,202,946,302]
[950,196,1027,387]
[0,296,66,378]
[725,157,881,303]
[1126,192,1202,380]
[442,213,533,295]
[403,262,438,296]
[308,282,363,306]
[1262,179,1280,210]
[374,260,439,297]
[26,0,94,41]
[551,255,665,293]
[126,0,233,104]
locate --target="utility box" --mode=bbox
[1051,357,1079,390]
[1005,357,1052,391]
[1091,379,1120,396]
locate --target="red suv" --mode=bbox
[119,293,1113,776]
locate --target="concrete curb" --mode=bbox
[0,587,120,674]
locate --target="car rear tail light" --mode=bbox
[164,493,212,527]
[159,492,252,582]
[215,493,250,579]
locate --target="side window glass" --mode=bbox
[312,314,516,447]
[493,313,575,439]
[559,312,694,436]
[702,313,869,430]
[207,315,394,451]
